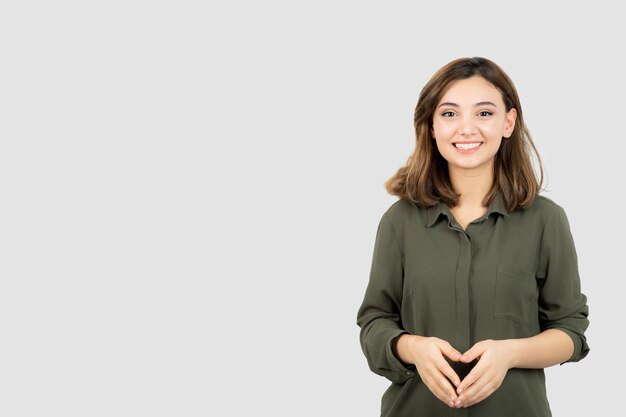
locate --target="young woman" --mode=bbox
[356,57,590,416]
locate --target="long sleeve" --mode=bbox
[356,212,416,384]
[536,205,590,365]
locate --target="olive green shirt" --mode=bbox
[356,192,590,417]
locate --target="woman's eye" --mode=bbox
[441,111,455,117]
[479,111,493,117]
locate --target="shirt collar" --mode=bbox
[425,190,509,227]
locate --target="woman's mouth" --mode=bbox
[452,142,483,153]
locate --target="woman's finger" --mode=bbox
[456,360,486,395]
[461,375,495,407]
[459,341,487,363]
[438,341,463,362]
[435,376,459,407]
[419,367,457,407]
[457,373,487,407]
[438,358,461,388]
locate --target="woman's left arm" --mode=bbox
[533,205,591,364]
[452,205,591,408]
[505,328,574,368]
[449,330,574,408]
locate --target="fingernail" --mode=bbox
[449,400,454,407]
[458,387,463,393]
[454,380,460,387]
[461,354,468,360]
[455,400,462,407]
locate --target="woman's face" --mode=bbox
[431,75,517,174]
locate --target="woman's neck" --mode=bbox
[449,165,494,208]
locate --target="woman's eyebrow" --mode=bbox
[437,101,498,108]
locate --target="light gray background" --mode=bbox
[0,1,620,416]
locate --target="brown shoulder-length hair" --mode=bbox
[385,57,545,212]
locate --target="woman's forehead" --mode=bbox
[439,77,503,106]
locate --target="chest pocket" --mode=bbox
[494,263,538,325]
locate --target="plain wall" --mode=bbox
[0,1,619,415]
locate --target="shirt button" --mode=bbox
[406,371,413,376]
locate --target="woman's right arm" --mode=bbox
[356,213,416,384]
[395,333,464,407]
[356,212,463,407]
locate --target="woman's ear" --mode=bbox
[503,108,517,138]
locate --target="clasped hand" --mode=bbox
[409,337,515,408]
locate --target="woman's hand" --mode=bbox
[396,335,464,408]
[454,339,516,408]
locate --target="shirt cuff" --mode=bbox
[387,330,417,382]
[553,327,589,365]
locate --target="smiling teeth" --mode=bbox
[454,142,481,150]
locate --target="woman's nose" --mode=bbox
[459,116,477,135]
